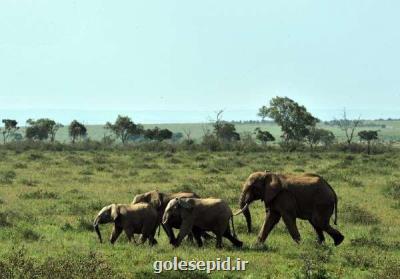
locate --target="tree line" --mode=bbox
[0,96,383,153]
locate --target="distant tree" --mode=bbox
[358,130,379,154]
[334,109,362,146]
[306,127,335,149]
[25,118,62,142]
[212,110,240,141]
[105,115,143,144]
[254,128,275,145]
[144,127,173,141]
[259,97,319,144]
[69,120,87,144]
[1,119,19,143]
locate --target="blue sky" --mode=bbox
[0,1,399,124]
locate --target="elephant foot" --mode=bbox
[235,240,243,248]
[334,234,344,246]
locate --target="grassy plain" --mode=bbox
[0,148,400,278]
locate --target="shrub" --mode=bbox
[0,212,11,227]
[20,228,42,241]
[383,181,400,200]
[342,204,379,225]
[0,247,119,279]
[0,170,16,184]
[20,190,59,200]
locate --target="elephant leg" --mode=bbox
[110,225,123,244]
[281,214,301,243]
[192,226,203,247]
[324,225,344,246]
[186,233,194,243]
[223,227,243,248]
[257,211,281,243]
[309,220,325,244]
[215,234,223,249]
[175,221,193,247]
[162,224,176,244]
[138,234,148,244]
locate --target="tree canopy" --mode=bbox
[258,97,319,143]
[105,115,143,144]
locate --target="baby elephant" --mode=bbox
[162,198,243,249]
[93,203,158,245]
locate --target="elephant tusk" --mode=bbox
[233,203,249,216]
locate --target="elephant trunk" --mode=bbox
[239,191,252,233]
[93,216,103,243]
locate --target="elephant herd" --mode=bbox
[93,171,344,248]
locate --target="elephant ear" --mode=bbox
[263,173,283,206]
[110,204,120,220]
[178,198,192,209]
[150,190,163,209]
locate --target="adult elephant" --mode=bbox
[236,171,344,246]
[132,190,211,243]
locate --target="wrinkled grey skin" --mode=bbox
[93,203,158,245]
[237,171,344,246]
[163,197,243,249]
[132,190,212,244]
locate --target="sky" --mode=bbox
[0,0,399,124]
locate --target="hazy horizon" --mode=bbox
[1,107,398,125]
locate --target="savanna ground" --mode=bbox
[0,148,400,278]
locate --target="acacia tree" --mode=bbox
[334,109,362,146]
[358,130,379,154]
[144,127,173,141]
[1,119,19,143]
[254,128,275,145]
[25,118,63,142]
[105,115,143,144]
[258,97,319,145]
[212,110,240,141]
[69,120,87,144]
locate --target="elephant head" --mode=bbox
[132,190,163,210]
[162,198,192,225]
[93,204,119,243]
[236,171,283,233]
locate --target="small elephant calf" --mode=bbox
[94,203,158,245]
[162,198,243,249]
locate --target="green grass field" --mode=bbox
[0,148,399,278]
[27,120,400,143]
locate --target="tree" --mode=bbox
[144,127,173,141]
[105,115,143,144]
[1,119,19,143]
[306,127,335,149]
[259,97,319,143]
[335,109,362,146]
[254,128,275,145]
[212,110,240,141]
[69,120,87,144]
[358,130,379,154]
[25,118,62,142]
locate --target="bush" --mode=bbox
[342,204,380,225]
[383,181,400,200]
[20,190,59,200]
[0,170,16,184]
[0,246,119,279]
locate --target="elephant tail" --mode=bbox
[230,216,237,238]
[325,179,338,225]
[334,191,338,225]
